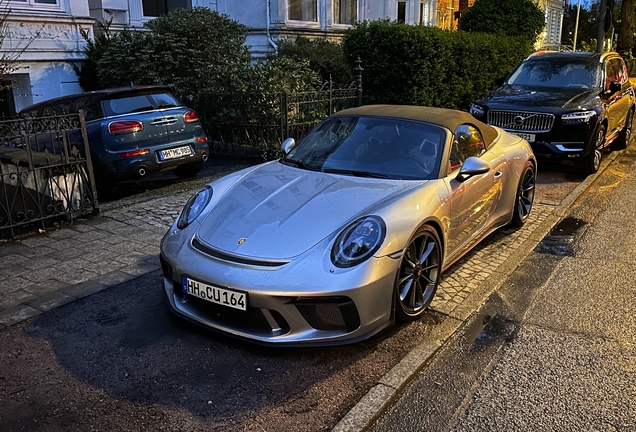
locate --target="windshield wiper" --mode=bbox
[280,158,320,171]
[322,168,391,179]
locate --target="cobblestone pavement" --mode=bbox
[0,163,573,330]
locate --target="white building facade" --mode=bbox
[536,0,565,50]
[90,0,439,58]
[0,0,564,113]
[0,0,93,116]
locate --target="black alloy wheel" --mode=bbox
[581,124,606,174]
[612,108,634,151]
[395,225,442,322]
[510,161,536,227]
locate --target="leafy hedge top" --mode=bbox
[458,0,545,42]
[342,20,533,109]
[77,7,319,104]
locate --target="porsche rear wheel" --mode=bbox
[510,161,536,227]
[395,225,442,322]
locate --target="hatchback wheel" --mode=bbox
[395,225,442,322]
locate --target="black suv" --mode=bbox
[470,52,635,174]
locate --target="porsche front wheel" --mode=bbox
[395,225,442,322]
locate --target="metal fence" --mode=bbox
[0,112,98,237]
[197,62,363,160]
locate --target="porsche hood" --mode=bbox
[195,162,420,260]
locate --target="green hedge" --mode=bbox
[342,20,533,110]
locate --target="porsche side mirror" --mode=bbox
[281,138,296,154]
[456,156,490,182]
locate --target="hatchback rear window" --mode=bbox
[101,92,181,116]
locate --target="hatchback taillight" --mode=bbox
[108,120,144,135]
[119,149,150,159]
[184,111,199,123]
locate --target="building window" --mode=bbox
[289,0,318,22]
[8,0,60,8]
[142,0,191,17]
[397,1,406,23]
[334,0,357,25]
[419,1,430,25]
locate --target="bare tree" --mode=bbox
[0,1,41,81]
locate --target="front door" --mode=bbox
[444,124,503,260]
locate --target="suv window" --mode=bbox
[101,92,181,116]
[605,58,627,89]
[508,58,600,89]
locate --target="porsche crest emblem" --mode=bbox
[237,238,247,245]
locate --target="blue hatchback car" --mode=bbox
[19,86,210,193]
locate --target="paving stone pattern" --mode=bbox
[0,163,556,330]
[431,203,552,315]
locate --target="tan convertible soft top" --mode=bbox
[333,105,499,148]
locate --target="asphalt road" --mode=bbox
[0,158,601,432]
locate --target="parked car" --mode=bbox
[160,105,537,346]
[470,51,635,174]
[19,86,210,193]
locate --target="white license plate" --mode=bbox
[183,277,247,311]
[510,132,536,142]
[160,145,193,160]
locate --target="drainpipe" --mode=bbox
[266,0,278,54]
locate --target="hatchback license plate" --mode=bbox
[510,132,536,142]
[160,145,192,160]
[183,277,247,311]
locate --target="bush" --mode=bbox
[458,0,545,44]
[276,37,353,85]
[77,8,254,102]
[342,20,532,109]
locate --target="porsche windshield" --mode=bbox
[507,58,601,89]
[282,116,446,180]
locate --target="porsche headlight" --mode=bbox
[331,216,386,268]
[177,186,212,229]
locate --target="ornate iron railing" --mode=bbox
[197,61,363,160]
[0,112,98,237]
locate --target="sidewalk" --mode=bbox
[0,163,249,329]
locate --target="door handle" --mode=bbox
[493,171,503,179]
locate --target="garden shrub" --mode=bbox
[77,8,254,102]
[342,20,533,109]
[276,37,353,85]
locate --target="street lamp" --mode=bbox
[573,0,581,51]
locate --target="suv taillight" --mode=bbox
[108,120,144,135]
[184,111,199,123]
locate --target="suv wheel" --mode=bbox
[580,125,605,175]
[612,108,633,151]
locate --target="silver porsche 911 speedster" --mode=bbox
[160,105,536,346]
